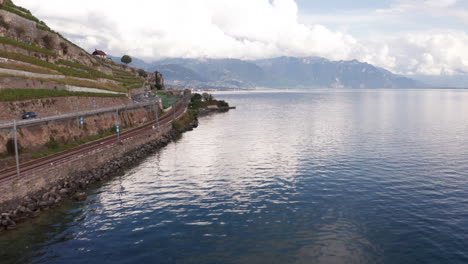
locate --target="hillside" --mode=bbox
[0,0,151,96]
[150,57,425,90]
[148,57,425,90]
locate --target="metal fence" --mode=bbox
[0,101,156,130]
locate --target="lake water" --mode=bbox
[1,89,468,264]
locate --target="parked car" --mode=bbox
[22,112,38,119]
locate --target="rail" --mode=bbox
[0,91,191,185]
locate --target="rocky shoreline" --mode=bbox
[0,119,198,232]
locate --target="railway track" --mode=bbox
[0,96,190,185]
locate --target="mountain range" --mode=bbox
[112,56,426,90]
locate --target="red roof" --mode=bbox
[92,49,106,56]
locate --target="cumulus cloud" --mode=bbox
[362,30,468,75]
[13,0,468,76]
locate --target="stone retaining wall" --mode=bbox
[0,103,154,155]
[0,117,198,231]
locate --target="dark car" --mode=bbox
[22,112,38,119]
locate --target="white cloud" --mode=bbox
[13,0,468,76]
[361,30,468,75]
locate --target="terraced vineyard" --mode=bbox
[0,0,150,95]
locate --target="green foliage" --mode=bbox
[121,55,132,65]
[155,83,164,90]
[0,15,9,30]
[32,129,115,159]
[0,3,40,23]
[0,36,57,56]
[0,61,59,74]
[138,69,148,78]
[202,93,213,101]
[154,91,178,109]
[41,35,55,50]
[5,139,16,155]
[128,84,143,89]
[56,59,114,79]
[4,1,31,14]
[59,42,68,55]
[0,51,97,79]
[189,93,229,109]
[0,89,124,102]
[35,23,50,31]
[172,110,197,131]
[45,136,59,150]
[56,59,145,88]
[217,100,229,108]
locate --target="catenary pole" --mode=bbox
[13,120,20,178]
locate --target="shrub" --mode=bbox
[6,139,16,155]
[138,69,148,78]
[14,26,25,38]
[155,83,164,90]
[202,93,213,101]
[46,136,59,150]
[0,15,10,30]
[35,24,49,31]
[1,3,40,23]
[0,36,56,56]
[42,35,55,50]
[172,110,197,131]
[217,100,229,108]
[60,42,68,55]
[0,88,125,101]
[0,62,59,74]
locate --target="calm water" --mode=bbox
[1,89,468,264]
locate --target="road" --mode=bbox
[0,101,155,130]
[0,94,190,185]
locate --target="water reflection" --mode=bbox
[1,89,468,264]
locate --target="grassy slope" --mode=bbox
[0,88,124,101]
[0,2,148,93]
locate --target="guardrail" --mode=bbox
[0,101,157,130]
[0,92,191,185]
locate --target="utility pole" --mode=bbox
[154,101,160,131]
[173,103,176,121]
[116,109,120,141]
[13,120,20,178]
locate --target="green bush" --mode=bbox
[41,35,55,50]
[0,15,9,29]
[0,51,102,79]
[172,110,197,131]
[217,100,229,108]
[5,138,16,155]
[0,3,40,23]
[0,88,124,101]
[0,36,57,56]
[138,69,148,78]
[45,136,59,150]
[56,59,113,79]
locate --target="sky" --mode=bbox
[14,0,468,76]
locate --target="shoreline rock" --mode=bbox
[0,118,199,233]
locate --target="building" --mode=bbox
[92,49,107,58]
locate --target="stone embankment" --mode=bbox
[0,118,198,232]
[199,106,236,116]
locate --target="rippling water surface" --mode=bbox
[1,89,468,264]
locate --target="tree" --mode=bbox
[121,55,132,65]
[138,69,148,78]
[202,93,213,102]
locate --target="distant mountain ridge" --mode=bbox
[123,56,425,89]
